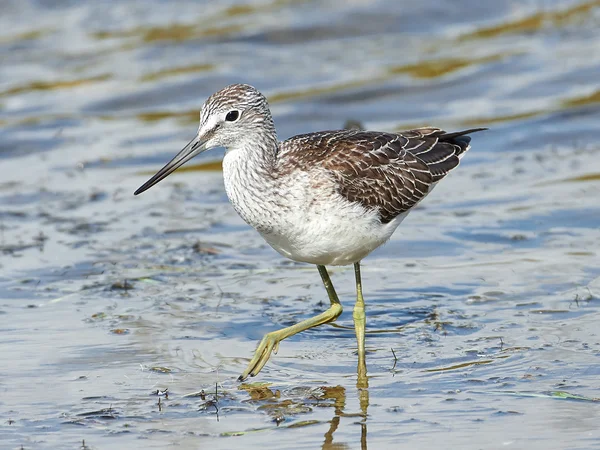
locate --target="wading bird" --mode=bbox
[135,83,485,383]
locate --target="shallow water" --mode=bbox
[1,0,600,449]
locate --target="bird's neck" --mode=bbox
[222,132,281,233]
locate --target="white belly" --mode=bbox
[223,151,409,266]
[260,195,409,266]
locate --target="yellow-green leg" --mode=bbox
[353,262,368,389]
[238,264,343,381]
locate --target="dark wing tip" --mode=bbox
[436,127,488,140]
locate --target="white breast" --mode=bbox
[223,150,409,266]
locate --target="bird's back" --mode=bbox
[277,127,485,224]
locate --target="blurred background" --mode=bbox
[1,0,599,449]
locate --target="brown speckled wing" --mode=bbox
[280,127,485,223]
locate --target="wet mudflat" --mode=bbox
[1,0,600,449]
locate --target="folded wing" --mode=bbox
[280,127,485,223]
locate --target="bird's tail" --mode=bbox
[436,128,487,158]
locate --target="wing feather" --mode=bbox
[279,127,485,223]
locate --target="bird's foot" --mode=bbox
[238,331,282,381]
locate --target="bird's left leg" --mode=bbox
[353,262,368,388]
[238,264,343,381]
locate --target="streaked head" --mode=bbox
[134,84,274,195]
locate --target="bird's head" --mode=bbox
[134,83,274,195]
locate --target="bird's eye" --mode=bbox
[225,110,240,122]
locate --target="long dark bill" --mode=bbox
[134,135,206,195]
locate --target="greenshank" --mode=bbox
[135,83,485,383]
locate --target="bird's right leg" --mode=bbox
[238,264,343,381]
[353,262,368,389]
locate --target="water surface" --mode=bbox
[1,0,600,449]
